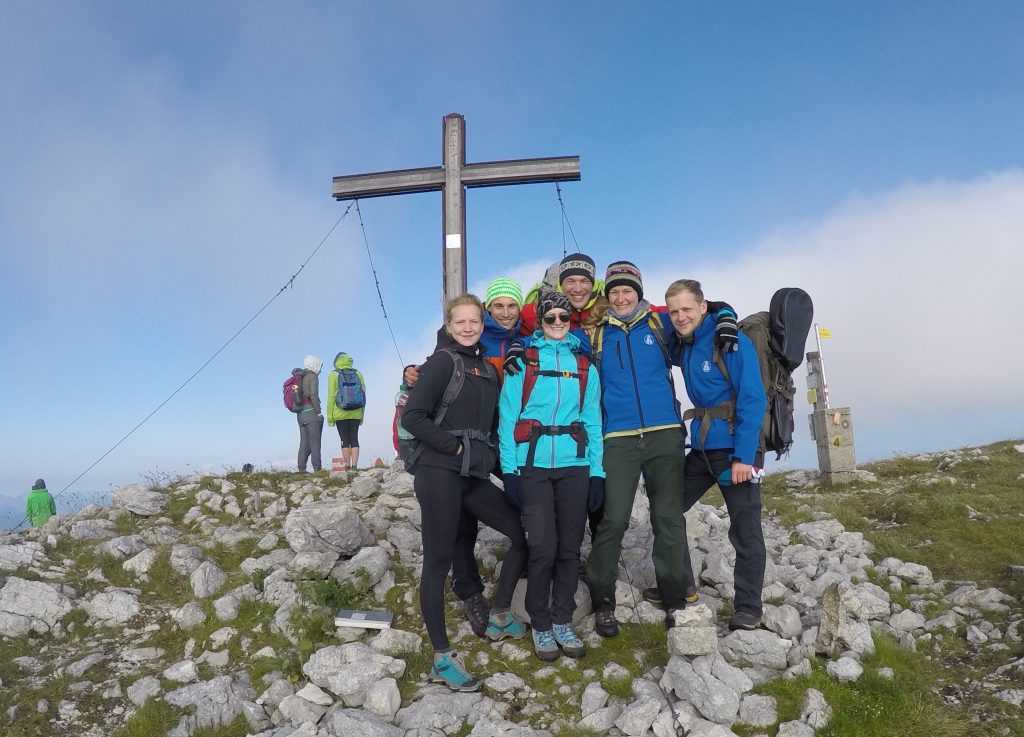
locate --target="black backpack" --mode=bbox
[712,288,814,460]
[404,350,498,474]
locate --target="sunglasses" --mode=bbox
[542,312,571,325]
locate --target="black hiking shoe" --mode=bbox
[643,586,699,608]
[462,593,490,638]
[594,610,619,638]
[728,611,762,631]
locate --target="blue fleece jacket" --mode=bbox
[498,331,604,476]
[480,312,521,361]
[674,313,767,464]
[597,308,681,437]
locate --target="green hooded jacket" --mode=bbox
[26,487,56,527]
[327,352,366,426]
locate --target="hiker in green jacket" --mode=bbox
[327,352,366,472]
[26,479,56,527]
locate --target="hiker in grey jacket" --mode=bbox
[295,355,324,472]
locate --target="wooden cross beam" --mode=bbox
[332,113,581,302]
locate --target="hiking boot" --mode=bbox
[553,622,586,658]
[728,611,762,631]
[643,586,699,608]
[428,650,480,692]
[664,608,684,630]
[532,629,560,662]
[485,611,528,641]
[462,593,490,638]
[594,610,619,638]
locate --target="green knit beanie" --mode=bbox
[484,278,523,308]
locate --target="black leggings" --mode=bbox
[335,419,360,448]
[414,465,528,651]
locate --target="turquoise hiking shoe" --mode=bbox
[552,622,586,658]
[532,629,560,662]
[428,650,480,692]
[485,611,528,641]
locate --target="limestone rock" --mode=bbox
[111,484,169,516]
[283,501,372,555]
[190,560,229,598]
[0,577,73,636]
[82,589,140,624]
[302,643,406,707]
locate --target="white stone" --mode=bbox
[777,721,815,737]
[172,602,207,630]
[163,660,199,683]
[667,625,719,656]
[826,656,864,682]
[890,609,926,632]
[111,484,169,515]
[0,577,73,636]
[615,696,662,736]
[127,676,161,707]
[369,627,422,655]
[799,687,832,729]
[363,678,401,721]
[579,705,622,732]
[190,560,229,598]
[720,629,791,670]
[123,548,158,575]
[283,500,372,555]
[738,694,777,727]
[581,682,609,717]
[82,589,140,624]
[302,643,406,707]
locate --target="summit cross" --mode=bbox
[332,112,581,302]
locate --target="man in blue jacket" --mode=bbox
[665,278,768,631]
[585,261,693,636]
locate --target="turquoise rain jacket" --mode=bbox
[498,331,604,476]
[673,313,767,465]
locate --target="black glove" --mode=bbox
[587,476,605,514]
[503,340,525,376]
[502,473,523,509]
[707,300,738,354]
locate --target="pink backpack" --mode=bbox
[283,374,306,412]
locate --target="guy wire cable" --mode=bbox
[353,199,405,368]
[556,182,580,258]
[9,202,356,531]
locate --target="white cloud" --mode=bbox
[644,171,1024,466]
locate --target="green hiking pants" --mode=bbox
[585,427,689,610]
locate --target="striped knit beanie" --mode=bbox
[604,260,644,301]
[538,291,572,317]
[558,253,596,285]
[484,277,523,308]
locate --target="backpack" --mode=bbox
[711,287,814,460]
[404,350,499,474]
[283,374,306,413]
[335,368,366,410]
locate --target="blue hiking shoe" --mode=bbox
[485,611,528,641]
[428,650,480,692]
[532,629,560,662]
[552,622,586,658]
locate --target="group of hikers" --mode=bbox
[396,253,776,693]
[284,352,366,475]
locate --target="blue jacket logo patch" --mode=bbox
[702,360,711,373]
[644,335,655,345]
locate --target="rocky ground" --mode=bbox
[1,446,1022,737]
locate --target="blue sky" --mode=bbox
[3,3,1023,524]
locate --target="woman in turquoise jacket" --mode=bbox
[327,352,365,471]
[498,292,604,662]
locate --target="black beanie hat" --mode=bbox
[32,478,46,490]
[558,253,596,285]
[604,260,644,301]
[538,291,573,317]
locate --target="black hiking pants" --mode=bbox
[414,465,528,651]
[520,466,589,631]
[682,448,766,617]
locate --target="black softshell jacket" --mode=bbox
[402,333,499,479]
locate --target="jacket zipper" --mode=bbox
[550,346,562,466]
[623,328,647,435]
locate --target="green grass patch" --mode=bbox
[111,699,183,737]
[754,635,970,737]
[142,550,192,607]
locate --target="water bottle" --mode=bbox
[717,466,764,487]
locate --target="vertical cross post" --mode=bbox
[442,114,467,302]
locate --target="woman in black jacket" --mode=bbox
[402,293,528,692]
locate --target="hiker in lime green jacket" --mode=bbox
[327,352,366,471]
[26,478,56,527]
